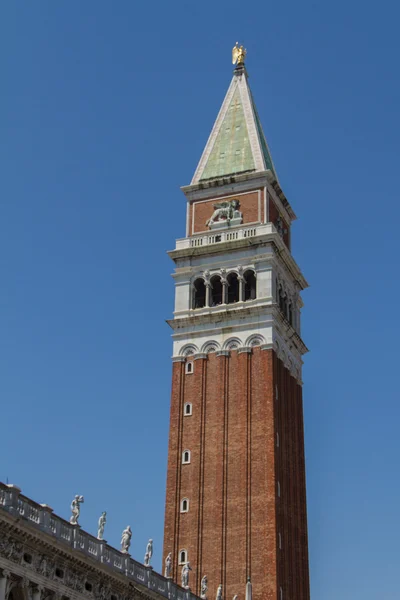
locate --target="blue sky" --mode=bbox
[1,1,400,598]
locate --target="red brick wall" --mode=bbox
[189,190,263,235]
[268,196,291,249]
[163,349,309,600]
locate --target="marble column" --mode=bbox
[205,284,211,308]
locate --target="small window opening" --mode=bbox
[180,498,189,513]
[278,532,282,549]
[85,583,92,592]
[179,549,187,564]
[193,278,206,309]
[210,275,223,306]
[55,568,64,579]
[277,481,281,497]
[244,270,256,301]
[182,450,191,464]
[227,272,240,304]
[185,361,193,374]
[23,553,32,564]
[276,432,280,447]
[288,303,293,326]
[184,403,192,416]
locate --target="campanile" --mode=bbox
[163,46,310,600]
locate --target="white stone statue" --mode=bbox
[120,526,132,554]
[144,539,153,566]
[181,562,192,589]
[233,596,238,600]
[200,574,208,598]
[97,511,107,540]
[216,584,223,600]
[206,199,242,228]
[164,552,172,578]
[69,495,84,525]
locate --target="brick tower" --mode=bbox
[163,48,310,600]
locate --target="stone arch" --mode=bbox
[223,337,243,351]
[201,340,220,354]
[180,344,199,357]
[245,334,265,348]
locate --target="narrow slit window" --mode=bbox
[184,403,192,416]
[182,450,191,464]
[180,498,189,513]
[185,361,193,375]
[179,549,187,564]
[277,481,281,497]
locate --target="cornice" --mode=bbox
[168,304,308,356]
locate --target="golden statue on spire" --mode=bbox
[232,42,246,65]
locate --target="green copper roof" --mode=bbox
[200,88,255,180]
[193,69,279,184]
[250,90,276,175]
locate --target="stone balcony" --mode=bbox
[175,223,273,251]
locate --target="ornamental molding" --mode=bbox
[172,330,303,383]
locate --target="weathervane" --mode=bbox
[232,41,246,65]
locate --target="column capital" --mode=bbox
[216,350,230,357]
[171,356,186,363]
[237,347,252,354]
[193,353,207,360]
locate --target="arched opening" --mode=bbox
[182,450,191,464]
[193,278,206,309]
[184,403,192,416]
[227,272,240,304]
[210,275,223,306]
[185,361,193,374]
[180,498,189,512]
[179,549,187,564]
[244,270,256,301]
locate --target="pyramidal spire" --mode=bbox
[191,45,278,185]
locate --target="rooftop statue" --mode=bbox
[200,574,208,599]
[120,525,132,554]
[164,552,172,578]
[232,42,246,66]
[69,495,84,525]
[144,539,153,566]
[181,562,192,589]
[216,584,223,600]
[97,511,107,540]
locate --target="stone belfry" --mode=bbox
[163,45,310,600]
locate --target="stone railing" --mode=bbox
[175,223,275,250]
[0,483,199,600]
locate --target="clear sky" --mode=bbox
[1,1,399,598]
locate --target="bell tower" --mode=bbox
[163,48,310,600]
